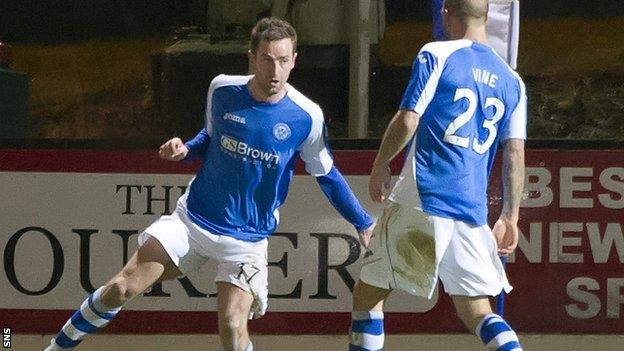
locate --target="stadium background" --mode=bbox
[1,0,623,141]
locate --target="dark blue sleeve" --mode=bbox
[316,166,374,232]
[183,129,210,161]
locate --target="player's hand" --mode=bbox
[158,137,188,161]
[369,163,391,203]
[358,222,376,249]
[492,217,519,255]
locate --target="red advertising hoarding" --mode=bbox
[0,148,622,334]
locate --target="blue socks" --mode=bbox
[349,311,384,351]
[476,314,523,351]
[46,287,121,350]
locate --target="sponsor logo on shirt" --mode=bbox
[220,135,280,167]
[223,113,246,124]
[273,123,291,141]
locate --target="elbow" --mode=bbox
[397,110,420,132]
[386,110,419,140]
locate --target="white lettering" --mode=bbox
[560,167,593,208]
[515,222,624,264]
[510,223,542,263]
[472,68,480,81]
[472,68,498,87]
[237,141,247,155]
[565,277,601,319]
[522,167,553,208]
[520,167,624,209]
[260,151,275,162]
[481,70,490,85]
[2,327,9,348]
[549,222,583,263]
[488,74,498,88]
[607,278,624,318]
[223,113,246,124]
[598,167,624,209]
[586,223,624,263]
[221,136,280,165]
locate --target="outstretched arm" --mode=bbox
[159,129,210,162]
[369,109,420,202]
[493,138,525,255]
[183,129,210,161]
[316,166,375,247]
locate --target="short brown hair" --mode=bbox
[249,17,297,54]
[444,0,488,24]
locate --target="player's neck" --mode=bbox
[462,26,488,45]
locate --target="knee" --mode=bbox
[105,275,142,306]
[219,308,247,335]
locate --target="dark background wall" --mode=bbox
[2,0,623,44]
[386,0,624,20]
[0,0,192,44]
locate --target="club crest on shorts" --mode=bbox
[273,123,291,141]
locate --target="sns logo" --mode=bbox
[418,54,427,64]
[220,135,280,165]
[3,327,10,348]
[273,123,291,141]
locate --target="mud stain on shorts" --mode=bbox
[393,229,436,289]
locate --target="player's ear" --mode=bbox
[248,50,256,74]
[291,52,298,67]
[442,7,449,31]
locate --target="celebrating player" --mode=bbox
[45,17,374,351]
[349,0,527,350]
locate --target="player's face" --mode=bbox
[249,38,297,98]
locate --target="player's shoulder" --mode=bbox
[508,68,526,94]
[209,74,252,93]
[286,84,324,122]
[419,39,473,60]
[487,48,526,93]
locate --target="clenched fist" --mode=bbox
[158,137,189,161]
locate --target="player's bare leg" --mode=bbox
[102,237,183,306]
[349,280,391,350]
[353,280,390,311]
[44,237,182,350]
[217,282,254,351]
[451,295,523,351]
[451,295,493,331]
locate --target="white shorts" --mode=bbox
[138,194,268,294]
[359,203,512,298]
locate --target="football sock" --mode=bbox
[476,314,522,351]
[45,287,121,350]
[349,311,384,351]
